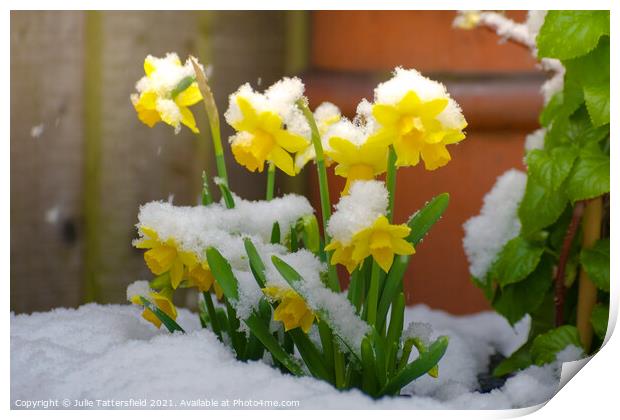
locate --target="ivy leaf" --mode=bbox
[565,142,610,202]
[564,38,610,128]
[518,176,568,237]
[493,342,533,377]
[490,237,545,288]
[527,146,578,191]
[492,256,553,325]
[590,304,609,340]
[580,238,610,292]
[537,11,610,60]
[531,326,582,365]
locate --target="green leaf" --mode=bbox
[492,257,553,325]
[564,38,610,127]
[271,255,303,286]
[138,296,185,333]
[361,337,378,396]
[472,275,495,302]
[406,193,450,246]
[380,336,449,396]
[493,342,534,377]
[270,222,281,244]
[376,255,409,330]
[544,106,608,150]
[590,303,609,339]
[244,313,305,376]
[540,77,584,127]
[217,180,235,209]
[527,146,578,191]
[244,238,267,289]
[490,237,545,287]
[531,326,582,365]
[565,142,610,201]
[519,176,568,238]
[288,328,332,381]
[583,84,610,127]
[581,238,610,292]
[537,11,609,60]
[205,247,239,301]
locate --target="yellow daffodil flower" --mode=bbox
[187,262,224,300]
[328,215,415,273]
[324,241,358,274]
[229,97,309,176]
[131,53,202,134]
[263,286,316,333]
[130,288,178,329]
[326,135,389,195]
[134,226,196,289]
[370,90,466,170]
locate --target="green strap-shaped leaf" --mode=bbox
[271,255,303,286]
[289,225,299,252]
[289,328,332,382]
[205,247,239,301]
[244,313,305,376]
[139,296,185,333]
[406,193,450,245]
[385,293,405,369]
[217,181,235,209]
[270,222,281,244]
[361,337,378,396]
[376,255,408,331]
[244,238,267,288]
[380,336,449,396]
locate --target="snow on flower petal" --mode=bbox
[131,53,203,134]
[225,78,311,176]
[370,67,467,171]
[324,119,390,195]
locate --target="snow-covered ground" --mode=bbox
[11,303,576,409]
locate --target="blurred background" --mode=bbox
[11,10,544,314]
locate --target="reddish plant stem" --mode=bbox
[554,201,586,327]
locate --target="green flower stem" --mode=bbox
[266,162,276,200]
[366,262,382,326]
[296,99,339,292]
[202,291,222,340]
[201,170,213,205]
[386,146,397,222]
[190,57,229,185]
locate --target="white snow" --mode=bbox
[373,67,466,131]
[11,303,580,409]
[327,180,389,245]
[462,169,527,279]
[525,128,546,152]
[134,53,196,96]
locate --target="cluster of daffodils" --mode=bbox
[128,54,465,398]
[224,68,466,191]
